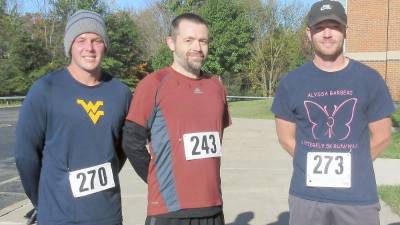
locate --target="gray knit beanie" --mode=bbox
[64,9,109,57]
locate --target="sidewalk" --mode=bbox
[1,118,399,225]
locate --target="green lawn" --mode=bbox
[0,99,23,107]
[228,99,274,119]
[380,132,400,159]
[0,103,21,107]
[378,185,400,216]
[392,106,400,127]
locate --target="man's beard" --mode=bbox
[185,60,203,74]
[184,53,205,74]
[314,41,344,61]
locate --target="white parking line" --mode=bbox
[0,222,24,224]
[0,177,19,186]
[0,192,25,196]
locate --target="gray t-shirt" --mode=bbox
[272,59,395,205]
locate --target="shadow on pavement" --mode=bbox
[226,211,290,225]
[266,211,289,225]
[388,223,400,225]
[226,211,254,225]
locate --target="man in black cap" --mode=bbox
[271,1,395,224]
[15,9,131,225]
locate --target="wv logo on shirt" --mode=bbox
[77,99,105,125]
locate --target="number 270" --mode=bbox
[76,167,108,192]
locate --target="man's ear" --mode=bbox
[166,36,175,52]
[306,26,312,42]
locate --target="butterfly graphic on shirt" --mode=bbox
[304,98,357,140]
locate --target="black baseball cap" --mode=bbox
[307,0,347,27]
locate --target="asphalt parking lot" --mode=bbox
[0,107,26,210]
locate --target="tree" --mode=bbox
[102,11,146,87]
[248,0,307,96]
[199,0,254,95]
[0,10,53,95]
[0,0,5,15]
[0,0,8,59]
[0,0,19,60]
[162,0,204,15]
[133,3,170,60]
[0,0,124,96]
[50,0,107,21]
[0,1,33,96]
[10,29,51,73]
[150,44,172,71]
[0,0,313,97]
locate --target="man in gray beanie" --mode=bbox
[64,9,109,57]
[15,9,132,225]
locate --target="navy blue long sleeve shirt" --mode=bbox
[15,69,131,225]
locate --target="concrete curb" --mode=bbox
[0,105,20,109]
[0,199,29,217]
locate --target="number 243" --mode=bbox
[190,135,217,155]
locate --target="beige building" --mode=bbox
[343,0,400,102]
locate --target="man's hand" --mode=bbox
[275,117,296,157]
[25,208,37,225]
[369,117,392,160]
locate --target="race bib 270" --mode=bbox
[69,162,115,198]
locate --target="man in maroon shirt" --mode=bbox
[122,13,231,225]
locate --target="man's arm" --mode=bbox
[14,82,47,208]
[115,143,127,172]
[122,120,150,183]
[115,89,133,172]
[275,117,296,157]
[369,117,392,160]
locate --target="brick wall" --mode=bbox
[346,0,400,102]
[362,61,399,102]
[346,0,388,52]
[387,61,400,102]
[388,0,400,51]
[362,62,386,76]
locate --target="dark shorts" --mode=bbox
[145,212,225,225]
[289,195,381,225]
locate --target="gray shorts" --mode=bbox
[289,195,381,225]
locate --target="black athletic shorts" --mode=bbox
[145,212,225,225]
